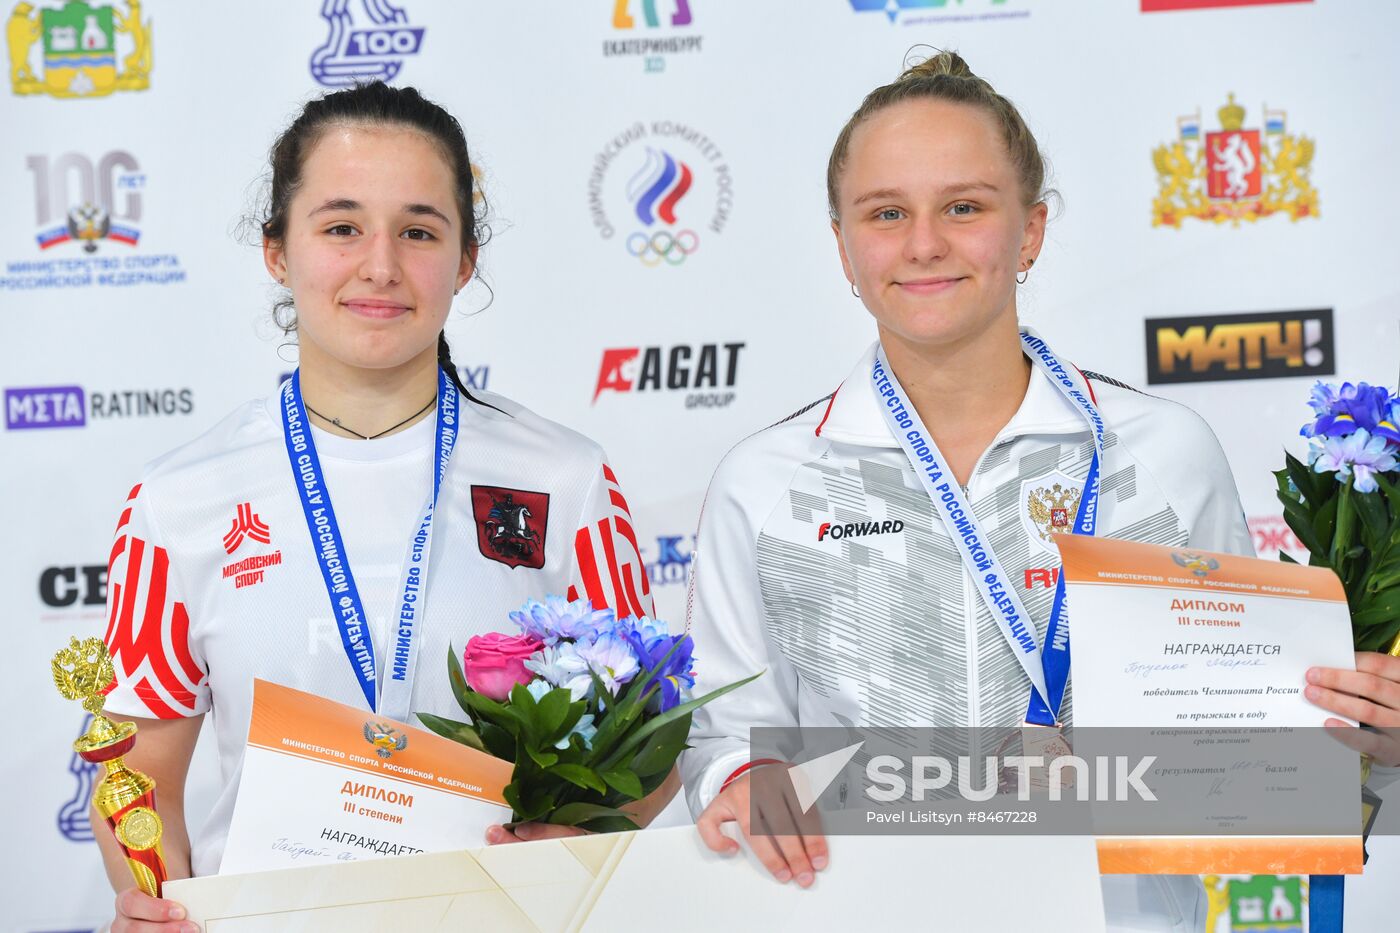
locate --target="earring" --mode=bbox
[1016,257,1035,285]
[850,282,861,299]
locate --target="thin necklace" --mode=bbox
[304,395,436,440]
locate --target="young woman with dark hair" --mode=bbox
[97,83,667,931]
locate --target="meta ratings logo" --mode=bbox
[8,0,151,99]
[1153,94,1317,227]
[5,385,194,429]
[848,0,1028,25]
[593,342,744,408]
[310,0,424,87]
[606,0,700,73]
[589,121,732,267]
[1144,310,1334,385]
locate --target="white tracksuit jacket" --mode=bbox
[679,332,1253,932]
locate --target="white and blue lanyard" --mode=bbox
[871,333,1104,726]
[280,368,458,720]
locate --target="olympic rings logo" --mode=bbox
[626,229,699,267]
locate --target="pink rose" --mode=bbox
[464,632,543,701]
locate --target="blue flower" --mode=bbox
[1302,382,1395,440]
[510,596,617,646]
[523,642,593,701]
[625,631,697,713]
[1377,396,1400,445]
[558,713,597,750]
[1310,428,1398,494]
[619,615,671,643]
[574,633,641,695]
[1306,381,1342,419]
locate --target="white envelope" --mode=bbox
[170,826,1107,931]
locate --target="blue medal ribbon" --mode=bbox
[871,332,1104,726]
[280,368,458,717]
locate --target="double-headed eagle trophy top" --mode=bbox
[51,636,167,897]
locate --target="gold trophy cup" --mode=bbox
[52,637,167,897]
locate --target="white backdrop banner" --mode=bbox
[3,1,1397,930]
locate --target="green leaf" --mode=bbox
[1365,567,1400,593]
[523,743,559,769]
[479,721,516,761]
[1280,506,1322,557]
[463,690,524,739]
[597,671,763,773]
[1376,473,1400,516]
[600,767,644,800]
[504,783,555,824]
[586,638,695,759]
[1284,452,1322,505]
[630,713,691,777]
[415,711,486,752]
[548,802,632,826]
[1350,593,1400,630]
[1273,465,1298,503]
[1357,625,1400,653]
[547,763,608,794]
[510,682,543,746]
[578,815,640,833]
[447,645,475,720]
[1353,486,1391,547]
[536,687,572,741]
[587,669,612,717]
[553,702,588,745]
[1331,480,1357,567]
[586,673,648,756]
[1278,551,1299,565]
[1311,494,1339,560]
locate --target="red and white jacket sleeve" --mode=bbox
[102,482,210,719]
[566,461,655,622]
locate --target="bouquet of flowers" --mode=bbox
[1275,381,1400,654]
[417,596,757,832]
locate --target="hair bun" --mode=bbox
[900,48,974,81]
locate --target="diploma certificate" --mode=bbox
[219,680,513,875]
[1057,535,1364,874]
